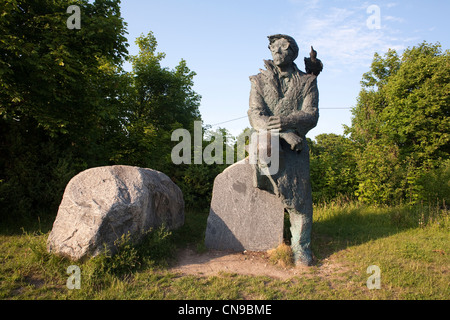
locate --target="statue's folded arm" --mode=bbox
[248,76,319,136]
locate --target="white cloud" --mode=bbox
[288,0,320,10]
[386,2,398,8]
[384,15,405,23]
[283,2,409,73]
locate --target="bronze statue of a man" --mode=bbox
[247,34,321,266]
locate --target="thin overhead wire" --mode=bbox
[209,116,248,127]
[208,108,352,127]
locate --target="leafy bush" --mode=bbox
[346,42,449,205]
[416,159,450,205]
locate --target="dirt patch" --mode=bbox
[169,247,348,280]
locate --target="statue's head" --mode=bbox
[267,34,299,67]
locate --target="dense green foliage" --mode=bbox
[116,32,201,170]
[346,41,449,205]
[311,42,449,205]
[0,0,209,223]
[309,134,357,202]
[0,0,129,221]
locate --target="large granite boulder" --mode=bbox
[204,159,284,251]
[47,165,184,261]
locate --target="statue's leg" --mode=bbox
[288,208,313,266]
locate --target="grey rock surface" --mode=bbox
[47,165,184,261]
[205,159,284,251]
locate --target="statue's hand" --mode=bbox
[281,132,303,152]
[267,116,286,131]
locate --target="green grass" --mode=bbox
[0,203,448,300]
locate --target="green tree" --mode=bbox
[115,32,201,172]
[346,41,449,204]
[309,134,357,202]
[0,2,215,221]
[177,126,235,210]
[112,31,222,210]
[0,0,129,221]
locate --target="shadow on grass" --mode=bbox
[310,204,426,260]
[0,213,56,236]
[170,209,210,248]
[172,205,424,268]
[170,204,432,267]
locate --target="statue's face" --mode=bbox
[269,38,294,67]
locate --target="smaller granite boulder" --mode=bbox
[47,165,184,261]
[205,159,285,251]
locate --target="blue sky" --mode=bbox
[119,0,450,139]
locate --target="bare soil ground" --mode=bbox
[169,247,348,280]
